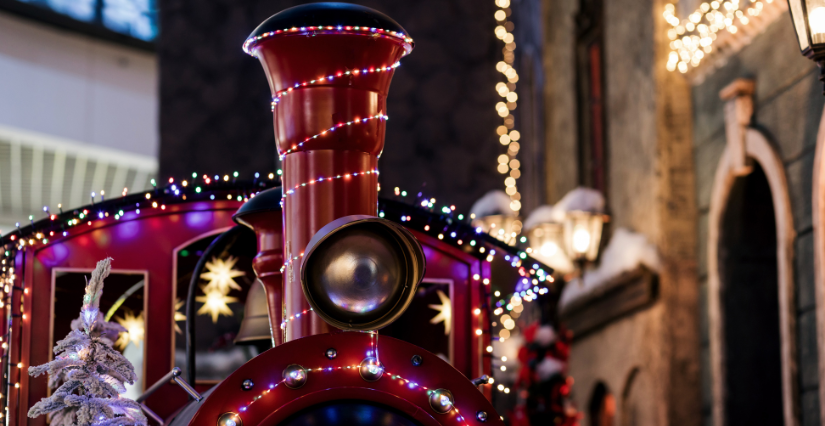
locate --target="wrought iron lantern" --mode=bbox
[527,222,564,260]
[789,0,825,93]
[562,210,605,263]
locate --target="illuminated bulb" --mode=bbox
[16,363,21,369]
[494,291,501,297]
[500,366,507,371]
[504,387,510,394]
[486,345,493,353]
[540,242,559,257]
[501,356,507,362]
[474,308,481,315]
[475,329,483,336]
[497,384,504,391]
[811,7,825,42]
[572,226,592,254]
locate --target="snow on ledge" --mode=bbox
[559,228,660,310]
[470,190,516,218]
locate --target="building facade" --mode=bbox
[535,0,823,425]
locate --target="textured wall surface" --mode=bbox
[542,0,701,424]
[691,12,823,426]
[0,11,158,157]
[158,0,508,212]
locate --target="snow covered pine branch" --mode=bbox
[28,258,147,426]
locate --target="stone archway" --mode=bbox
[708,128,798,426]
[810,106,825,425]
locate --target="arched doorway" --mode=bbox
[707,129,798,426]
[809,106,825,424]
[718,163,782,425]
[588,382,615,426]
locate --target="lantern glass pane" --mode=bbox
[563,212,595,262]
[807,0,825,45]
[585,215,604,262]
[791,0,812,50]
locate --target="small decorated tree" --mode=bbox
[28,258,147,426]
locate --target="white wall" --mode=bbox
[0,11,158,157]
[0,11,158,232]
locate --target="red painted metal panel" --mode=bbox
[188,332,503,426]
[20,201,242,425]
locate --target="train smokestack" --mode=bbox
[244,3,413,341]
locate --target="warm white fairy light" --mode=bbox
[494,0,522,212]
[664,0,775,73]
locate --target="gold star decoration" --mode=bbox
[428,289,452,336]
[200,256,245,294]
[196,286,238,323]
[174,299,186,334]
[114,311,145,350]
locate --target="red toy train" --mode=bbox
[0,4,556,425]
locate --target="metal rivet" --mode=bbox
[283,364,308,389]
[428,388,454,414]
[241,379,254,391]
[217,412,242,426]
[477,411,488,422]
[411,354,422,366]
[326,348,337,359]
[359,357,384,382]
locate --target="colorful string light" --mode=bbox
[237,352,469,426]
[243,26,413,55]
[279,308,313,329]
[271,62,400,105]
[282,169,379,198]
[278,114,388,158]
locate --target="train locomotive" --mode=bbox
[0,3,559,425]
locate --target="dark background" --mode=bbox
[158,0,506,212]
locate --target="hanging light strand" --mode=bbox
[663,0,780,73]
[493,0,522,212]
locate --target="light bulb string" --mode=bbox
[270,62,400,105]
[243,26,414,55]
[237,345,469,426]
[277,113,388,158]
[281,169,380,199]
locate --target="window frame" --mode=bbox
[0,0,156,51]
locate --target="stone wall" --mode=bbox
[157,0,509,212]
[691,12,823,426]
[541,0,701,424]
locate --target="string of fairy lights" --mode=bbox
[278,114,388,158]
[270,64,400,108]
[493,0,522,213]
[242,25,413,55]
[664,0,776,73]
[0,174,556,413]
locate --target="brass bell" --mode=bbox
[234,280,272,351]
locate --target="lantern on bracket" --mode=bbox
[789,0,825,94]
[562,210,606,263]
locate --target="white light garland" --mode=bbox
[663,0,781,73]
[493,0,522,212]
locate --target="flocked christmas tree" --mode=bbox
[28,258,147,426]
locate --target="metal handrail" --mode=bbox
[137,367,204,423]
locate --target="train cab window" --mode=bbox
[380,280,453,363]
[173,230,260,385]
[52,269,147,399]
